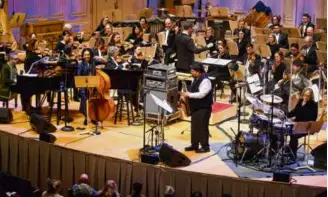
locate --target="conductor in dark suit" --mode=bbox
[299,13,315,38]
[173,22,211,72]
[272,24,289,49]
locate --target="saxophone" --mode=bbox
[179,80,191,116]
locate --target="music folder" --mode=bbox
[150,93,173,113]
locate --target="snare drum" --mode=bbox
[236,132,268,160]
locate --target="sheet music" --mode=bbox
[202,58,218,64]
[150,93,173,113]
[22,74,38,77]
[247,74,263,94]
[202,58,232,65]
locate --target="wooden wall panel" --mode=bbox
[48,0,65,18]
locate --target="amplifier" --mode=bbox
[144,87,179,115]
[146,64,176,78]
[144,75,178,91]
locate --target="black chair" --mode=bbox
[114,89,135,125]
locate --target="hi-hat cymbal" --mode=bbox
[260,94,283,104]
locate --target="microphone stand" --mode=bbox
[60,54,74,132]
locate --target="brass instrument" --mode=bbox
[179,80,191,117]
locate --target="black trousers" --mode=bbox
[191,108,211,148]
[289,133,307,158]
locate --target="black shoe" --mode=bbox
[83,119,87,125]
[184,146,198,151]
[195,147,210,153]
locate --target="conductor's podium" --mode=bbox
[180,102,237,125]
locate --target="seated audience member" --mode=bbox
[233,18,250,41]
[97,180,120,197]
[41,179,63,197]
[72,183,93,197]
[126,182,146,197]
[301,36,318,72]
[272,24,289,49]
[164,186,175,197]
[299,13,315,37]
[267,33,281,60]
[72,173,97,196]
[191,191,203,197]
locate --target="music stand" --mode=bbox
[74,76,100,135]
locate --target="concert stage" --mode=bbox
[0,100,326,197]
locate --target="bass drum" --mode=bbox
[236,132,268,160]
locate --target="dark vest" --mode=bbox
[189,75,213,112]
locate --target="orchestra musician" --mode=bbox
[306,27,321,44]
[300,36,318,73]
[204,27,217,55]
[77,48,96,125]
[267,51,286,91]
[101,23,114,38]
[55,30,73,55]
[267,15,282,29]
[299,13,315,38]
[106,46,122,70]
[0,52,17,100]
[95,16,110,33]
[139,17,150,34]
[243,44,261,76]
[267,33,281,60]
[287,87,318,161]
[181,62,213,153]
[276,70,291,111]
[235,30,249,60]
[233,18,251,41]
[285,43,301,59]
[160,18,176,64]
[24,39,40,73]
[22,32,37,51]
[93,38,107,64]
[108,32,128,55]
[173,22,211,72]
[125,24,144,47]
[291,60,312,94]
[272,24,289,49]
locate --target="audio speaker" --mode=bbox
[144,88,179,115]
[30,114,56,133]
[159,143,191,167]
[272,172,290,183]
[0,108,13,123]
[311,142,327,169]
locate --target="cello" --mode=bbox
[88,68,116,124]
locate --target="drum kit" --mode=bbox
[235,93,296,167]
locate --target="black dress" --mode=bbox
[24,50,40,73]
[267,43,281,60]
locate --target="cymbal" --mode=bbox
[260,94,283,104]
[245,93,262,107]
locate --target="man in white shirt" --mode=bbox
[181,62,213,153]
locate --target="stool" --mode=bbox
[0,93,18,109]
[114,89,135,125]
[48,90,68,125]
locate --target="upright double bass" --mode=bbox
[88,68,116,122]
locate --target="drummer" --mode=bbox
[287,87,318,161]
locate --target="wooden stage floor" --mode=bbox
[0,97,326,189]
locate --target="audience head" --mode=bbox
[301,87,314,103]
[46,179,61,194]
[106,180,118,191]
[271,15,281,26]
[132,182,143,195]
[107,46,119,58]
[191,191,203,197]
[306,26,314,37]
[238,18,246,29]
[81,48,94,63]
[268,33,277,44]
[78,173,90,185]
[27,39,39,51]
[165,18,173,29]
[304,36,313,48]
[72,183,92,197]
[246,43,254,55]
[272,24,281,34]
[290,43,300,56]
[164,185,175,197]
[302,13,311,24]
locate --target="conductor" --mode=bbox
[181,63,213,153]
